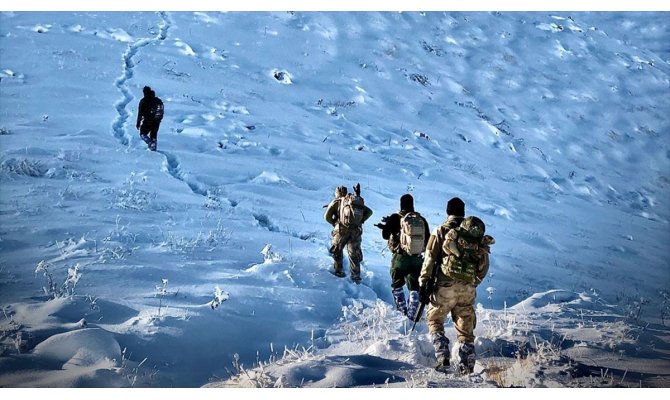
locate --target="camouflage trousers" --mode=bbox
[426,281,477,343]
[330,225,363,279]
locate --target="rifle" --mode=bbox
[374,216,390,230]
[410,259,439,333]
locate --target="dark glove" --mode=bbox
[419,284,431,304]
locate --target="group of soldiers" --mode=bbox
[139,85,493,374]
[323,184,494,374]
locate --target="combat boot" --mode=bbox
[406,290,420,320]
[430,331,450,373]
[331,269,345,278]
[457,342,476,374]
[391,287,408,316]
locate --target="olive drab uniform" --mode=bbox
[380,195,430,320]
[419,215,494,374]
[324,186,373,284]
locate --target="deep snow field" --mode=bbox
[0,10,669,391]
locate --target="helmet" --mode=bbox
[460,216,485,239]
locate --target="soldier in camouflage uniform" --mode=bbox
[324,184,373,284]
[377,194,430,320]
[418,197,493,374]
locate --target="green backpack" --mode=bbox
[441,216,486,284]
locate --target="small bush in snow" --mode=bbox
[104,172,156,211]
[34,260,81,299]
[158,219,230,253]
[63,264,81,296]
[0,158,46,178]
[339,300,397,342]
[204,192,223,210]
[155,279,169,317]
[209,286,230,309]
[99,216,139,261]
[261,244,282,263]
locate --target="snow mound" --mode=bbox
[33,328,121,369]
[251,171,290,184]
[510,290,588,311]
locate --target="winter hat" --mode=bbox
[400,194,414,212]
[446,197,465,217]
[335,186,348,198]
[143,86,152,96]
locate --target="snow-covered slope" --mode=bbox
[0,11,668,388]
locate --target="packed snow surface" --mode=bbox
[0,11,668,388]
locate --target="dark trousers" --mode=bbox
[140,122,160,141]
[390,253,423,291]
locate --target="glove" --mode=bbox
[419,284,431,304]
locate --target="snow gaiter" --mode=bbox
[457,342,476,374]
[391,287,408,316]
[406,290,420,320]
[430,331,450,371]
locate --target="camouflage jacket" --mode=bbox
[419,216,491,287]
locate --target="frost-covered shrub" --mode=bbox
[157,220,231,253]
[104,172,156,211]
[338,299,398,342]
[155,279,169,317]
[34,260,82,299]
[261,244,282,263]
[0,158,46,178]
[204,194,222,210]
[99,216,139,261]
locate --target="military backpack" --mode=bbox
[149,97,164,122]
[399,212,426,255]
[441,216,486,284]
[339,193,365,228]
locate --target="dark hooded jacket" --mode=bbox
[136,89,162,128]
